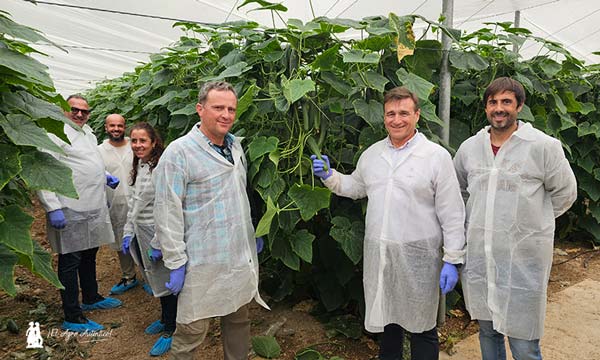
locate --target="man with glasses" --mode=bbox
[311,87,466,360]
[37,95,122,333]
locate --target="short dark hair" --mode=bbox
[383,87,420,110]
[66,94,88,103]
[197,81,237,104]
[483,77,526,107]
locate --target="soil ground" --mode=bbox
[1,201,599,360]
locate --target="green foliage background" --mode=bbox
[0,11,79,296]
[1,3,599,323]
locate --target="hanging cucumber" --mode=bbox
[302,101,311,131]
[307,135,328,171]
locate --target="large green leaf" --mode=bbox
[310,44,341,70]
[577,122,600,139]
[0,47,53,88]
[518,104,536,122]
[350,71,389,93]
[255,197,278,237]
[217,61,252,79]
[342,49,381,64]
[288,184,331,221]
[579,216,600,244]
[170,103,197,116]
[144,90,181,109]
[329,216,364,265]
[0,144,21,190]
[271,234,300,270]
[251,336,281,359]
[0,113,64,154]
[248,136,279,161]
[19,150,78,198]
[258,177,285,203]
[283,78,315,104]
[17,241,63,290]
[395,68,435,100]
[353,99,384,126]
[0,14,53,44]
[0,243,18,296]
[321,72,352,96]
[0,205,34,256]
[578,170,600,202]
[236,84,259,118]
[389,13,416,49]
[449,50,489,71]
[290,229,315,263]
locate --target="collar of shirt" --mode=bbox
[385,129,420,151]
[196,124,235,164]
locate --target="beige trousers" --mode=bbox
[116,249,136,279]
[171,304,250,360]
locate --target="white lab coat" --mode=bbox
[37,124,114,254]
[98,138,133,250]
[454,121,577,340]
[123,162,170,297]
[153,124,268,324]
[323,133,466,333]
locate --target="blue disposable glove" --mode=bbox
[310,154,332,180]
[165,265,186,295]
[122,235,132,255]
[148,248,163,262]
[48,209,66,229]
[440,262,459,295]
[256,237,264,254]
[106,174,120,189]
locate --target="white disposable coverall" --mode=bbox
[323,133,466,333]
[153,125,268,324]
[37,124,114,254]
[97,138,133,250]
[454,121,577,340]
[123,162,170,297]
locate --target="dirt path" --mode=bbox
[1,201,600,359]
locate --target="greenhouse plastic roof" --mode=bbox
[4,0,600,96]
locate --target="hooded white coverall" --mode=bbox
[323,133,466,333]
[97,138,133,251]
[153,125,268,324]
[454,121,577,340]
[38,123,114,254]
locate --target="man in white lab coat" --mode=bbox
[454,77,577,360]
[312,87,466,360]
[97,114,138,294]
[38,95,122,333]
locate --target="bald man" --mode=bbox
[98,114,138,294]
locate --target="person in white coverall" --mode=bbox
[37,95,122,333]
[152,81,269,360]
[97,114,139,294]
[454,77,577,360]
[312,87,466,360]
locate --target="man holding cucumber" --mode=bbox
[312,86,466,360]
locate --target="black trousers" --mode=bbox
[160,294,178,333]
[57,247,103,322]
[379,323,439,360]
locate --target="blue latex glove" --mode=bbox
[256,237,264,254]
[165,265,185,295]
[148,248,163,262]
[310,154,332,180]
[122,235,132,255]
[48,209,66,229]
[440,262,459,295]
[106,174,120,189]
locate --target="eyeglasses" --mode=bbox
[70,107,90,116]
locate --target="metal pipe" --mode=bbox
[439,0,454,145]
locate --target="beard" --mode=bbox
[108,132,125,142]
[488,112,517,131]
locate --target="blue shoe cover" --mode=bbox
[81,297,123,311]
[150,334,173,356]
[142,283,154,296]
[145,320,165,335]
[61,319,104,332]
[110,278,139,295]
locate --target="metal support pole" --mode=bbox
[439,0,454,145]
[513,10,521,53]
